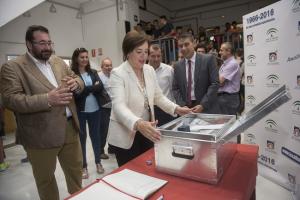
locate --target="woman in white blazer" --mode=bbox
[108,31,191,166]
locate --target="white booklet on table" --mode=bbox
[68,169,167,200]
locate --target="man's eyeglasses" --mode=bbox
[32,41,54,47]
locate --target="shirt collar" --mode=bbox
[27,52,50,66]
[101,71,110,78]
[185,52,196,64]
[155,63,162,71]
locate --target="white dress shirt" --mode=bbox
[154,63,175,103]
[185,52,196,100]
[27,52,72,117]
[98,71,111,97]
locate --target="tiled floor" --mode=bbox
[0,137,295,200]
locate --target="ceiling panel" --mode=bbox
[50,0,114,9]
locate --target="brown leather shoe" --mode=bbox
[96,163,104,174]
[100,153,109,159]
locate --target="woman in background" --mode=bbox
[107,31,191,167]
[71,48,109,179]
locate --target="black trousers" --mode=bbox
[217,93,240,115]
[110,132,153,167]
[154,106,175,127]
[99,108,111,154]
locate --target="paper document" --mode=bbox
[68,180,138,200]
[102,169,167,200]
[189,124,225,132]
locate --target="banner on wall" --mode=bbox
[243,0,300,198]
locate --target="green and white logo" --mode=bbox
[266,74,280,87]
[292,101,300,115]
[247,55,256,66]
[266,28,278,42]
[265,119,278,133]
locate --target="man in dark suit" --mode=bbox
[0,25,84,200]
[173,33,219,113]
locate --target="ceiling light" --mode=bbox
[23,11,31,17]
[49,3,57,13]
[76,7,83,19]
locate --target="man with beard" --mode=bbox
[0,25,84,200]
[148,44,175,126]
[173,33,219,113]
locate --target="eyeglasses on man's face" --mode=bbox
[32,40,54,47]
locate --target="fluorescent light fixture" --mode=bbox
[49,3,57,13]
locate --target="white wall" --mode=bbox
[0,0,45,27]
[0,1,84,66]
[125,0,140,28]
[82,4,123,69]
[139,0,171,22]
[81,0,140,69]
[0,0,139,69]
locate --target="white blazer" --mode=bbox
[107,61,178,149]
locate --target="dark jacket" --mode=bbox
[172,53,219,113]
[74,69,110,112]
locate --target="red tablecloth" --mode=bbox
[67,144,258,200]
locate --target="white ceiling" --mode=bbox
[49,0,114,9]
[150,0,238,12]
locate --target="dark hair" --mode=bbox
[149,43,161,51]
[71,48,91,75]
[235,48,244,57]
[225,22,231,30]
[195,43,207,53]
[187,28,194,36]
[178,33,194,42]
[25,25,49,42]
[160,15,167,20]
[122,31,149,61]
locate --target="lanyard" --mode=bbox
[136,74,150,110]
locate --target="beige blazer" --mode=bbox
[0,54,84,149]
[107,61,177,149]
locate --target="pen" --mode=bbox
[156,194,164,200]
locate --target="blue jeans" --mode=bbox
[78,110,101,168]
[99,108,111,154]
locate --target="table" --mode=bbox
[67,144,258,200]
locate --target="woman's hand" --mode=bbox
[175,106,192,116]
[136,120,161,142]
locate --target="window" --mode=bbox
[6,55,19,61]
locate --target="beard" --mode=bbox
[149,61,160,68]
[32,48,53,61]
